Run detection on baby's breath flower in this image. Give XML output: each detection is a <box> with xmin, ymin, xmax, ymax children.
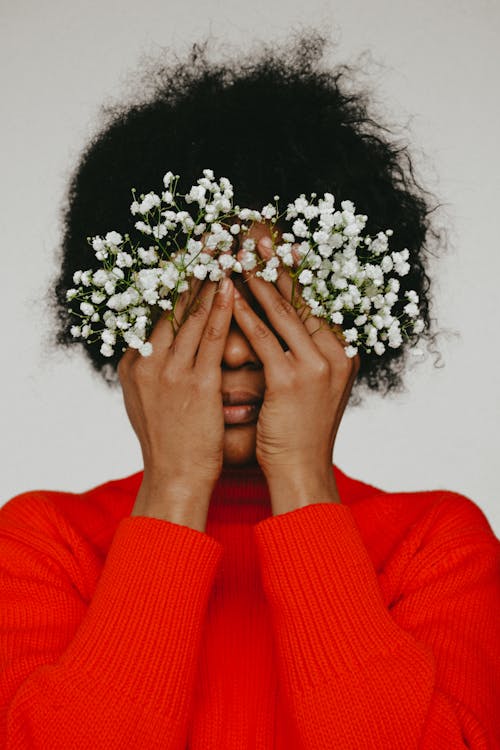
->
<box><xmin>70</xmin><ymin>170</ymin><xmax>424</xmax><ymax>359</ymax></box>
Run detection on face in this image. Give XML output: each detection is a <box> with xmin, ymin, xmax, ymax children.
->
<box><xmin>221</xmin><ymin>221</ymin><xmax>280</xmax><ymax>468</ymax></box>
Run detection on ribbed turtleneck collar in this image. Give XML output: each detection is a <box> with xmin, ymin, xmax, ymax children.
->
<box><xmin>204</xmin><ymin>463</ymin><xmax>351</xmax><ymax>525</ymax></box>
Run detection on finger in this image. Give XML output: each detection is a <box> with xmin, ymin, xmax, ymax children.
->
<box><xmin>146</xmin><ymin>274</ymin><xmax>206</xmax><ymax>356</ymax></box>
<box><xmin>195</xmin><ymin>277</ymin><xmax>235</xmax><ymax>372</ymax></box>
<box><xmin>147</xmin><ymin>231</ymin><xmax>219</xmax><ymax>354</ymax></box>
<box><xmin>236</xmin><ymin>247</ymin><xmax>319</xmax><ymax>362</ymax></box>
<box><xmin>231</xmin><ymin>284</ymin><xmax>289</xmax><ymax>378</ymax></box>
<box><xmin>169</xmin><ymin>278</ymin><xmax>228</xmax><ymax>368</ymax></box>
<box><xmin>255</xmin><ymin>236</ymin><xmax>352</xmax><ymax>359</ymax></box>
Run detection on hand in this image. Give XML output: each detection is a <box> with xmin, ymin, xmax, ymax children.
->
<box><xmin>232</xmin><ymin>236</ymin><xmax>360</xmax><ymax>506</ymax></box>
<box><xmin>118</xmin><ymin>274</ymin><xmax>234</xmax><ymax>529</ymax></box>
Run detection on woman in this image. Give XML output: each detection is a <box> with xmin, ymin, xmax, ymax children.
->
<box><xmin>1</xmin><ymin>33</ymin><xmax>499</xmax><ymax>748</ymax></box>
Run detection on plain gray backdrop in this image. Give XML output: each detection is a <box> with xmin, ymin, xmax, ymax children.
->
<box><xmin>1</xmin><ymin>0</ymin><xmax>499</xmax><ymax>536</ymax></box>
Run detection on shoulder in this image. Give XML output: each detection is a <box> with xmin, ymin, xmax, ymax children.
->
<box><xmin>0</xmin><ymin>471</ymin><xmax>144</xmax><ymax>554</ymax></box>
<box><xmin>335</xmin><ymin>465</ymin><xmax>499</xmax><ymax>568</ymax></box>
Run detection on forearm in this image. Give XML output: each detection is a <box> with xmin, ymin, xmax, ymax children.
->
<box><xmin>265</xmin><ymin>465</ymin><xmax>341</xmax><ymax>515</ymax></box>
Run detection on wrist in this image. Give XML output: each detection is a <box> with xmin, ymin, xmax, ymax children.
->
<box><xmin>132</xmin><ymin>473</ymin><xmax>214</xmax><ymax>531</ymax></box>
<box><xmin>265</xmin><ymin>465</ymin><xmax>340</xmax><ymax>515</ymax></box>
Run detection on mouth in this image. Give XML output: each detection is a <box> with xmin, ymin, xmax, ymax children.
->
<box><xmin>222</xmin><ymin>391</ymin><xmax>263</xmax><ymax>425</ymax></box>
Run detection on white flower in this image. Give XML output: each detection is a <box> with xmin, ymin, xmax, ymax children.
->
<box><xmin>257</xmin><ymin>266</ymin><xmax>278</xmax><ymax>282</ymax></box>
<box><xmin>340</xmin><ymin>200</ymin><xmax>355</xmax><ymax>213</ymax></box>
<box><xmin>69</xmin><ymin>171</ymin><xmax>418</xmax><ymax>361</ymax></box>
<box><xmin>343</xmin><ymin>328</ymin><xmax>358</xmax><ymax>343</ymax></box>
<box><xmin>187</xmin><ymin>185</ymin><xmax>207</xmax><ymax>206</ymax></box>
<box><xmin>135</xmin><ymin>221</ymin><xmax>152</xmax><ymax>235</ymax></box>
<box><xmin>100</xmin><ymin>343</ymin><xmax>114</xmax><ymax>357</ymax></box>
<box><xmin>143</xmin><ymin>289</ymin><xmax>159</xmax><ymax>305</ymax></box>
<box><xmin>395</xmin><ymin>260</ymin><xmax>410</xmax><ymax>276</ymax></box>
<box><xmin>261</xmin><ymin>204</ymin><xmax>276</xmax><ymax>219</ymax></box>
<box><xmin>242</xmin><ymin>238</ymin><xmax>256</xmax><ymax>251</ymax></box>
<box><xmin>294</xmin><ymin>196</ymin><xmax>309</xmax><ymax>214</ymax></box>
<box><xmin>381</xmin><ymin>255</ymin><xmax>393</xmax><ymax>273</ymax></box>
<box><xmin>105</xmin><ymin>231</ymin><xmax>123</xmax><ymax>246</ymax></box>
<box><xmin>92</xmin><ymin>237</ymin><xmax>106</xmax><ymax>253</ymax></box>
<box><xmin>292</xmin><ymin>219</ymin><xmax>308</xmax><ymax>238</ymax></box>
<box><xmin>298</xmin><ymin>269</ymin><xmax>313</xmax><ymax>285</ymax></box>
<box><xmin>138</xmin><ymin>246</ymin><xmax>158</xmax><ymax>265</ymax></box>
<box><xmin>193</xmin><ymin>264</ymin><xmax>208</xmax><ymax>280</ymax></box>
<box><xmin>304</xmin><ymin>204</ymin><xmax>319</xmax><ymax>219</ymax></box>
<box><xmin>137</xmin><ymin>268</ymin><xmax>160</xmax><ymax>291</ymax></box>
<box><xmin>405</xmin><ymin>289</ymin><xmax>419</xmax><ymax>304</ymax></box>
<box><xmin>116</xmin><ymin>251</ymin><xmax>133</xmax><ymax>268</ymax></box>
<box><xmin>240</xmin><ymin>251</ymin><xmax>257</xmax><ymax>271</ymax></box>
<box><xmin>344</xmin><ymin>345</ymin><xmax>358</xmax><ymax>358</ymax></box>
<box><xmin>158</xmin><ymin>298</ymin><xmax>173</xmax><ymax>311</ymax></box>
<box><xmin>102</xmin><ymin>329</ymin><xmax>116</xmax><ymax>345</ymax></box>
<box><xmin>413</xmin><ymin>318</ymin><xmax>425</xmax><ymax>334</ymax></box>
<box><xmin>139</xmin><ymin>342</ymin><xmax>153</xmax><ymax>357</ymax></box>
<box><xmin>387</xmin><ymin>277</ymin><xmax>400</xmax><ymax>293</ymax></box>
<box><xmin>123</xmin><ymin>330</ymin><xmax>143</xmax><ymax>349</ymax></box>
<box><xmin>139</xmin><ymin>192</ymin><xmax>161</xmax><ymax>213</ymax></box>
<box><xmin>330</xmin><ymin>311</ymin><xmax>344</xmax><ymax>324</ymax></box>
<box><xmin>81</xmin><ymin>270</ymin><xmax>92</xmax><ymax>287</ymax></box>
<box><xmin>404</xmin><ymin>301</ymin><xmax>419</xmax><ymax>318</ymax></box>
<box><xmin>80</xmin><ymin>302</ymin><xmax>94</xmax><ymax>316</ymax></box>
<box><xmin>163</xmin><ymin>170</ymin><xmax>174</xmax><ymax>187</ymax></box>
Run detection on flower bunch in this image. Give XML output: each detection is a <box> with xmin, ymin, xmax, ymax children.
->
<box><xmin>66</xmin><ymin>169</ymin><xmax>425</xmax><ymax>359</ymax></box>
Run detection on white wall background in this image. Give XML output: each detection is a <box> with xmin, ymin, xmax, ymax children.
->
<box><xmin>1</xmin><ymin>0</ymin><xmax>499</xmax><ymax>537</ymax></box>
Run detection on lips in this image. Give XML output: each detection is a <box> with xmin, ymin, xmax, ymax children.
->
<box><xmin>222</xmin><ymin>391</ymin><xmax>263</xmax><ymax>424</ymax></box>
<box><xmin>222</xmin><ymin>391</ymin><xmax>263</xmax><ymax>406</ymax></box>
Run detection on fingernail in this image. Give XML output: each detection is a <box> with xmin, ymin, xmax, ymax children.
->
<box><xmin>220</xmin><ymin>277</ymin><xmax>231</xmax><ymax>293</ymax></box>
<box><xmin>233</xmin><ymin>286</ymin><xmax>241</xmax><ymax>299</ymax></box>
<box><xmin>260</xmin><ymin>236</ymin><xmax>273</xmax><ymax>251</ymax></box>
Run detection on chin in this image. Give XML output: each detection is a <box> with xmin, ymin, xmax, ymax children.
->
<box><xmin>222</xmin><ymin>423</ymin><xmax>259</xmax><ymax>468</ymax></box>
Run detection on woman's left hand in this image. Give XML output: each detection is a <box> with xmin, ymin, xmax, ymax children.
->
<box><xmin>232</xmin><ymin>236</ymin><xmax>360</xmax><ymax>509</ymax></box>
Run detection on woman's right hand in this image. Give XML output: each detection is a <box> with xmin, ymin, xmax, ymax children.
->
<box><xmin>118</xmin><ymin>275</ymin><xmax>234</xmax><ymax>531</ymax></box>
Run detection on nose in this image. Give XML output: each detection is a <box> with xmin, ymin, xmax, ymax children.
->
<box><xmin>222</xmin><ymin>319</ymin><xmax>262</xmax><ymax>370</ymax></box>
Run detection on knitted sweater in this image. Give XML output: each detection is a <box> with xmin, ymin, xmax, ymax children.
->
<box><xmin>0</xmin><ymin>464</ymin><xmax>499</xmax><ymax>749</ymax></box>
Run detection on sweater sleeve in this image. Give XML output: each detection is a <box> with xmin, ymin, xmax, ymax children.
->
<box><xmin>252</xmin><ymin>495</ymin><xmax>500</xmax><ymax>750</ymax></box>
<box><xmin>0</xmin><ymin>495</ymin><xmax>223</xmax><ymax>749</ymax></box>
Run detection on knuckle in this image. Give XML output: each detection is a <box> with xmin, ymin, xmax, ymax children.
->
<box><xmin>189</xmin><ymin>295</ymin><xmax>210</xmax><ymax>320</ymax></box>
<box><xmin>203</xmin><ymin>322</ymin><xmax>224</xmax><ymax>342</ymax></box>
<box><xmin>215</xmin><ymin>289</ymin><xmax>233</xmax><ymax>312</ymax></box>
<box><xmin>161</xmin><ymin>361</ymin><xmax>182</xmax><ymax>387</ymax></box>
<box><xmin>314</xmin><ymin>357</ymin><xmax>331</xmax><ymax>379</ymax></box>
<box><xmin>253</xmin><ymin>320</ymin><xmax>271</xmax><ymax>340</ymax></box>
<box><xmin>272</xmin><ymin>294</ymin><xmax>294</xmax><ymax>318</ymax></box>
<box><xmin>130</xmin><ymin>356</ymin><xmax>152</xmax><ymax>383</ymax></box>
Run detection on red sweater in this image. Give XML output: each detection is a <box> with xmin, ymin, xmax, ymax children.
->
<box><xmin>0</xmin><ymin>464</ymin><xmax>499</xmax><ymax>749</ymax></box>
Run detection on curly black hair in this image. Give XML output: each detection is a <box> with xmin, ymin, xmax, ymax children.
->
<box><xmin>50</xmin><ymin>30</ymin><xmax>447</xmax><ymax>406</ymax></box>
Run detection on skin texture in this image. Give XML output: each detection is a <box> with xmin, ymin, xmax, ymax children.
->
<box><xmin>121</xmin><ymin>222</ymin><xmax>360</xmax><ymax>528</ymax></box>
